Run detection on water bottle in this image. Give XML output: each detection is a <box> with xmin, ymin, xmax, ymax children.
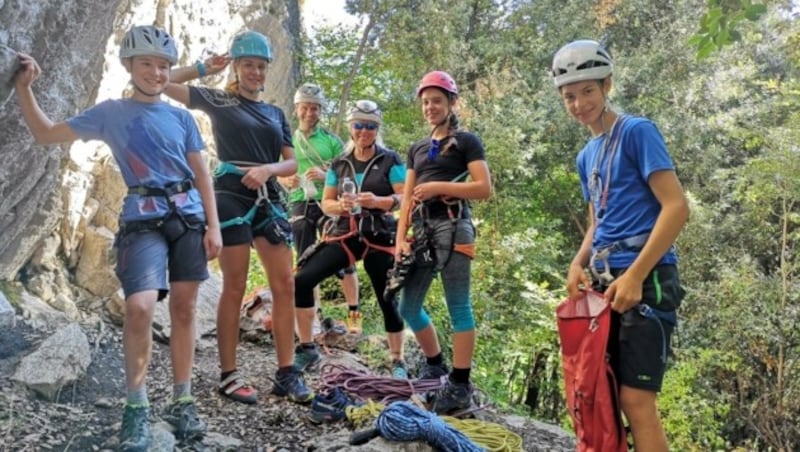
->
<box><xmin>341</xmin><ymin>177</ymin><xmax>361</xmax><ymax>215</ymax></box>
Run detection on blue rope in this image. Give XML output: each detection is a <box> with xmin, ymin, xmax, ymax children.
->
<box><xmin>375</xmin><ymin>401</ymin><xmax>485</xmax><ymax>452</ymax></box>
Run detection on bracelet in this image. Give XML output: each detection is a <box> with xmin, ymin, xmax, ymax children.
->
<box><xmin>195</xmin><ymin>60</ymin><xmax>207</xmax><ymax>77</ymax></box>
<box><xmin>390</xmin><ymin>194</ymin><xmax>401</xmax><ymax>211</ymax></box>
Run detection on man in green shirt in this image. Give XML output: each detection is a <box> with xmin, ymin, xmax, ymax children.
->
<box><xmin>280</xmin><ymin>84</ymin><xmax>361</xmax><ymax>340</ymax></box>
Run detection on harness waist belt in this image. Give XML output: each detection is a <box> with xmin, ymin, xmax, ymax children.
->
<box><xmin>595</xmin><ymin>232</ymin><xmax>650</xmax><ymax>254</ymax></box>
<box><xmin>419</xmin><ymin>200</ymin><xmax>468</xmax><ymax>219</ymax></box>
<box><xmin>128</xmin><ymin>179</ymin><xmax>194</xmax><ymax>197</ymax></box>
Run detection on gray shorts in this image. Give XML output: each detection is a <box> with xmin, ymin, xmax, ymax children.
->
<box><xmin>115</xmin><ymin>216</ymin><xmax>209</xmax><ymax>301</ymax></box>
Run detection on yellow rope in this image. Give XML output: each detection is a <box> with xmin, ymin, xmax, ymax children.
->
<box><xmin>345</xmin><ymin>401</ymin><xmax>523</xmax><ymax>451</ymax></box>
<box><xmin>345</xmin><ymin>400</ymin><xmax>385</xmax><ymax>429</ymax></box>
<box><xmin>442</xmin><ymin>416</ymin><xmax>524</xmax><ymax>452</ymax></box>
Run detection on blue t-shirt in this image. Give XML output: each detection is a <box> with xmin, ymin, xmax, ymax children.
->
<box><xmin>67</xmin><ymin>99</ymin><xmax>205</xmax><ymax>222</ymax></box>
<box><xmin>576</xmin><ymin>116</ymin><xmax>677</xmax><ymax>269</ymax></box>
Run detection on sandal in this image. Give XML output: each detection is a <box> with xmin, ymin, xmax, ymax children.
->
<box><xmin>218</xmin><ymin>371</ymin><xmax>258</xmax><ymax>404</ymax></box>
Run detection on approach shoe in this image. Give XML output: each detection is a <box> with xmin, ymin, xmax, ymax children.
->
<box><xmin>391</xmin><ymin>360</ymin><xmax>409</xmax><ymax>379</ymax></box>
<box><xmin>418</xmin><ymin>362</ymin><xmax>449</xmax><ymax>380</ymax></box>
<box><xmin>294</xmin><ymin>344</ymin><xmax>322</xmax><ymax>372</ymax></box>
<box><xmin>432</xmin><ymin>378</ymin><xmax>474</xmax><ymax>415</ymax></box>
<box><xmin>272</xmin><ymin>368</ymin><xmax>314</xmax><ymax>404</ymax></box>
<box><xmin>346</xmin><ymin>311</ymin><xmax>363</xmax><ymax>335</ymax></box>
<box><xmin>119</xmin><ymin>404</ymin><xmax>150</xmax><ymax>452</ymax></box>
<box><xmin>218</xmin><ymin>371</ymin><xmax>258</xmax><ymax>404</ymax></box>
<box><xmin>308</xmin><ymin>387</ymin><xmax>359</xmax><ymax>424</ymax></box>
<box><xmin>162</xmin><ymin>397</ymin><xmax>207</xmax><ymax>440</ymax></box>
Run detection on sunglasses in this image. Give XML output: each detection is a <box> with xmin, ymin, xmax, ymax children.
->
<box><xmin>352</xmin><ymin>122</ymin><xmax>379</xmax><ymax>131</ymax></box>
<box><xmin>427</xmin><ymin>138</ymin><xmax>441</xmax><ymax>161</ymax></box>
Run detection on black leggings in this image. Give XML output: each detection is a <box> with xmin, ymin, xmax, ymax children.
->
<box><xmin>294</xmin><ymin>237</ymin><xmax>404</xmax><ymax>333</ymax></box>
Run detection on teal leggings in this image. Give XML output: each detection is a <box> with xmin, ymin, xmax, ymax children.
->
<box><xmin>398</xmin><ymin>218</ymin><xmax>475</xmax><ymax>333</ymax></box>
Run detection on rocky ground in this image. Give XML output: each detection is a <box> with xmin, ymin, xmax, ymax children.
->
<box><xmin>0</xmin><ymin>306</ymin><xmax>575</xmax><ymax>452</ymax></box>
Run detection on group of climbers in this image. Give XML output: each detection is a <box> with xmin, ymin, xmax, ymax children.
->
<box><xmin>12</xmin><ymin>19</ymin><xmax>687</xmax><ymax>452</ymax></box>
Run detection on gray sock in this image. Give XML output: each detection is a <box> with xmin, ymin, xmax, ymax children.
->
<box><xmin>126</xmin><ymin>385</ymin><xmax>148</xmax><ymax>407</ymax></box>
<box><xmin>173</xmin><ymin>381</ymin><xmax>192</xmax><ymax>402</ymax></box>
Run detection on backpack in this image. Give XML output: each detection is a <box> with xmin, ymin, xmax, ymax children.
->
<box><xmin>556</xmin><ymin>290</ymin><xmax>627</xmax><ymax>452</ymax></box>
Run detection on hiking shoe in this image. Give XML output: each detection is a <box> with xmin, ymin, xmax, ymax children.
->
<box><xmin>432</xmin><ymin>378</ymin><xmax>473</xmax><ymax>414</ymax></box>
<box><xmin>391</xmin><ymin>360</ymin><xmax>409</xmax><ymax>379</ymax></box>
<box><xmin>346</xmin><ymin>311</ymin><xmax>363</xmax><ymax>335</ymax></box>
<box><xmin>218</xmin><ymin>371</ymin><xmax>258</xmax><ymax>404</ymax></box>
<box><xmin>119</xmin><ymin>404</ymin><xmax>150</xmax><ymax>452</ymax></box>
<box><xmin>418</xmin><ymin>362</ymin><xmax>449</xmax><ymax>380</ymax></box>
<box><xmin>308</xmin><ymin>387</ymin><xmax>359</xmax><ymax>424</ymax></box>
<box><xmin>294</xmin><ymin>344</ymin><xmax>322</xmax><ymax>372</ymax></box>
<box><xmin>272</xmin><ymin>368</ymin><xmax>314</xmax><ymax>404</ymax></box>
<box><xmin>162</xmin><ymin>398</ymin><xmax>207</xmax><ymax>440</ymax></box>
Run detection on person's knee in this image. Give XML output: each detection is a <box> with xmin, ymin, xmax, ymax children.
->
<box><xmin>399</xmin><ymin>303</ymin><xmax>429</xmax><ymax>332</ymax></box>
<box><xmin>449</xmin><ymin>303</ymin><xmax>475</xmax><ymax>332</ymax></box>
<box><xmin>169</xmin><ymin>300</ymin><xmax>196</xmax><ymax>325</ymax></box>
<box><xmin>125</xmin><ymin>298</ymin><xmax>154</xmax><ymax>328</ymax></box>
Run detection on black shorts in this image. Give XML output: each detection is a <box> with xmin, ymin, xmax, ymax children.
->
<box><xmin>218</xmin><ymin>191</ymin><xmax>292</xmax><ymax>247</ymax></box>
<box><xmin>602</xmin><ymin>264</ymin><xmax>685</xmax><ymax>392</ymax></box>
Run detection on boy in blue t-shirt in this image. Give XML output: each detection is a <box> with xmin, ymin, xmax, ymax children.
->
<box><xmin>13</xmin><ymin>25</ymin><xmax>221</xmax><ymax>451</ymax></box>
<box><xmin>552</xmin><ymin>40</ymin><xmax>690</xmax><ymax>451</ymax></box>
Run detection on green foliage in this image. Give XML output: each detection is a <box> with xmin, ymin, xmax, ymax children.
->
<box><xmin>690</xmin><ymin>0</ymin><xmax>767</xmax><ymax>59</ymax></box>
<box><xmin>297</xmin><ymin>0</ymin><xmax>800</xmax><ymax>447</ymax></box>
<box><xmin>660</xmin><ymin>348</ymin><xmax>738</xmax><ymax>451</ymax></box>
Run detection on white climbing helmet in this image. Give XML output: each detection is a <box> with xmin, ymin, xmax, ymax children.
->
<box><xmin>119</xmin><ymin>25</ymin><xmax>178</xmax><ymax>65</ymax></box>
<box><xmin>551</xmin><ymin>40</ymin><xmax>612</xmax><ymax>88</ymax></box>
<box><xmin>294</xmin><ymin>83</ymin><xmax>326</xmax><ymax>107</ymax></box>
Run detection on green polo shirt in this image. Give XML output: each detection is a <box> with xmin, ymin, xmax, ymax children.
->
<box><xmin>290</xmin><ymin>125</ymin><xmax>344</xmax><ymax>203</ymax></box>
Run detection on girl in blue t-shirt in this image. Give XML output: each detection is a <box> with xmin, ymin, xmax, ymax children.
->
<box><xmin>13</xmin><ymin>25</ymin><xmax>221</xmax><ymax>450</ymax></box>
<box><xmin>553</xmin><ymin>40</ymin><xmax>690</xmax><ymax>452</ymax></box>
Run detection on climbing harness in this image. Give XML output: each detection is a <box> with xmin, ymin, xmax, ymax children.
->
<box><xmin>589</xmin><ymin>233</ymin><xmax>651</xmax><ymax>284</ymax></box>
<box><xmin>118</xmin><ymin>178</ymin><xmax>204</xmax><ymax>240</ymax></box>
<box><xmin>214</xmin><ymin>160</ymin><xmax>291</xmax><ymax>242</ymax></box>
<box><xmin>295</xmin><ymin>151</ymin><xmax>398</xmax><ymax>269</ymax></box>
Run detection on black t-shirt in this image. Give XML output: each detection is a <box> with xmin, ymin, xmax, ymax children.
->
<box><xmin>406</xmin><ymin>131</ymin><xmax>485</xmax><ymax>184</ymax></box>
<box><xmin>189</xmin><ymin>87</ymin><xmax>293</xmax><ymax>202</ymax></box>
<box><xmin>188</xmin><ymin>86</ymin><xmax>292</xmax><ymax>164</ymax></box>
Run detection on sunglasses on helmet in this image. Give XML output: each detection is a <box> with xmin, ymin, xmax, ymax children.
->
<box><xmin>352</xmin><ymin>122</ymin><xmax>379</xmax><ymax>131</ymax></box>
<box><xmin>351</xmin><ymin>100</ymin><xmax>381</xmax><ymax>115</ymax></box>
<box><xmin>299</xmin><ymin>84</ymin><xmax>322</xmax><ymax>96</ymax></box>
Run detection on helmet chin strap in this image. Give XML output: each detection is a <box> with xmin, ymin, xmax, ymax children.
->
<box><xmin>131</xmin><ymin>81</ymin><xmax>163</xmax><ymax>98</ymax></box>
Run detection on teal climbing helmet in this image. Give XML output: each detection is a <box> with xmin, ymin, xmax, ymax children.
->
<box><xmin>230</xmin><ymin>30</ymin><xmax>273</xmax><ymax>62</ymax></box>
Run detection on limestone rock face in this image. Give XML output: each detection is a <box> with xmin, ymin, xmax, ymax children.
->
<box><xmin>0</xmin><ymin>0</ymin><xmax>301</xmax><ymax>284</ymax></box>
<box><xmin>0</xmin><ymin>0</ymin><xmax>122</xmax><ymax>280</ymax></box>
